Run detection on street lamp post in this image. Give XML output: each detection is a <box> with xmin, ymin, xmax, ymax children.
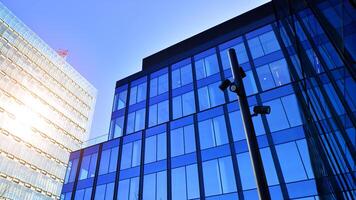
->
<box><xmin>219</xmin><ymin>48</ymin><xmax>271</xmax><ymax>200</ymax></box>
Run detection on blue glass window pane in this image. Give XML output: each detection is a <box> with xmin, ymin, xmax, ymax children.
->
<box><xmin>172</xmin><ymin>167</ymin><xmax>187</xmax><ymax>200</ymax></box>
<box><xmin>117</xmin><ymin>179</ymin><xmax>129</xmax><ymax>200</ymax></box>
<box><xmin>126</xmin><ymin>112</ymin><xmax>135</xmax><ymax>134</ymax></box>
<box><xmin>202</xmin><ymin>159</ymin><xmax>222</xmax><ymax>196</ymax></box>
<box><xmin>157</xmin><ymin>171</ymin><xmax>167</xmax><ymax>200</ymax></box>
<box><xmin>182</xmin><ymin>91</ymin><xmax>196</xmax><ymax>116</ymax></box>
<box><xmin>205</xmin><ymin>54</ymin><xmax>219</xmax><ymax>77</ymax></box>
<box><xmin>145</xmin><ymin>136</ymin><xmax>156</xmax><ymax>164</ymax></box>
<box><xmin>89</xmin><ymin>154</ymin><xmax>97</xmax><ymax>178</ymax></box>
<box><xmin>149</xmin><ymin>104</ymin><xmax>158</xmax><ymax>127</ymax></box>
<box><xmin>199</xmin><ymin>119</ymin><xmax>215</xmax><ymax>149</ymax></box>
<box><xmin>137</xmin><ymin>82</ymin><xmax>147</xmax><ymax>103</ymax></box>
<box><xmin>259</xmin><ymin>31</ymin><xmax>280</xmax><ymax>54</ymax></box>
<box><xmin>296</xmin><ymin>140</ymin><xmax>315</xmax><ymax>179</ymax></box>
<box><xmin>181</xmin><ymin>64</ymin><xmax>192</xmax><ymax>86</ymax></box>
<box><xmin>276</xmin><ymin>141</ymin><xmax>308</xmax><ymax>183</ymax></box>
<box><xmin>135</xmin><ymin>108</ymin><xmax>146</xmax><ymax>131</ymax></box>
<box><xmin>195</xmin><ymin>54</ymin><xmax>219</xmax><ymax>80</ymax></box>
<box><xmin>110</xmin><ymin>116</ymin><xmax>124</xmax><ymax>138</ymax></box>
<box><xmin>65</xmin><ymin>158</ymin><xmax>78</xmax><ymax>183</ymax></box>
<box><xmin>198</xmin><ymin>86</ymin><xmax>210</xmax><ymax>110</ymax></box>
<box><xmin>105</xmin><ymin>183</ymin><xmax>114</xmax><ymax>200</ymax></box>
<box><xmin>229</xmin><ymin>111</ymin><xmax>244</xmax><ymax>141</ymax></box>
<box><xmin>143</xmin><ymin>173</ymin><xmax>155</xmax><ymax>200</ymax></box>
<box><xmin>236</xmin><ymin>152</ymin><xmax>256</xmax><ymax>190</ymax></box>
<box><xmin>171</xmin><ymin>127</ymin><xmax>184</xmax><ymax>157</ymax></box>
<box><xmin>129</xmin><ymin>86</ymin><xmax>137</xmax><ymax>105</ymax></box>
<box><xmin>150</xmin><ymin>78</ymin><xmax>158</xmax><ymax>97</ymax></box>
<box><xmin>157</xmin><ymin>100</ymin><xmax>169</xmax><ymax>124</ymax></box>
<box><xmin>195</xmin><ymin>59</ymin><xmax>206</xmax><ymax>80</ymax></box>
<box><xmin>99</xmin><ymin>149</ymin><xmax>110</xmax><ymax>175</ymax></box>
<box><xmin>260</xmin><ymin>148</ymin><xmax>279</xmax><ymax>186</ymax></box>
<box><xmin>219</xmin><ymin>156</ymin><xmax>237</xmax><ymax>193</ymax></box>
<box><xmin>75</xmin><ymin>189</ymin><xmax>84</xmax><ymax>200</ymax></box>
<box><xmin>132</xmin><ymin>141</ymin><xmax>141</xmax><ymax>167</ymax></box>
<box><xmin>265</xmin><ymin>98</ymin><xmax>290</xmax><ymax>132</ymax></box>
<box><xmin>157</xmin><ymin>133</ymin><xmax>167</xmax><ymax>161</ymax></box>
<box><xmin>244</xmin><ymin>70</ymin><xmax>258</xmax><ymax>96</ymax></box>
<box><xmin>248</xmin><ymin>37</ymin><xmax>264</xmax><ymax>59</ymax></box>
<box><xmin>186</xmin><ymin>164</ymin><xmax>200</xmax><ymax>199</ymax></box>
<box><xmin>94</xmin><ymin>185</ymin><xmax>105</xmax><ymax>200</ymax></box>
<box><xmin>129</xmin><ymin>177</ymin><xmax>140</xmax><ymax>200</ymax></box>
<box><xmin>121</xmin><ymin>143</ymin><xmax>133</xmax><ymax>169</ymax></box>
<box><xmin>184</xmin><ymin>125</ymin><xmax>196</xmax><ymax>154</ymax></box>
<box><xmin>158</xmin><ymin>73</ymin><xmax>168</xmax><ymax>95</ymax></box>
<box><xmin>172</xmin><ymin>69</ymin><xmax>181</xmax><ymax>89</ymax></box>
<box><xmin>213</xmin><ymin>115</ymin><xmax>228</xmax><ymax>146</ymax></box>
<box><xmin>84</xmin><ymin>188</ymin><xmax>92</xmax><ymax>200</ymax></box>
<box><xmin>269</xmin><ymin>59</ymin><xmax>291</xmax><ymax>87</ymax></box>
<box><xmin>172</xmin><ymin>96</ymin><xmax>182</xmax><ymax>119</ymax></box>
<box><xmin>79</xmin><ymin>155</ymin><xmax>90</xmax><ymax>180</ymax></box>
<box><xmin>113</xmin><ymin>90</ymin><xmax>127</xmax><ymax>111</ymax></box>
<box><xmin>281</xmin><ymin>94</ymin><xmax>302</xmax><ymax>127</ymax></box>
<box><xmin>109</xmin><ymin>147</ymin><xmax>119</xmax><ymax>173</ymax></box>
<box><xmin>209</xmin><ymin>82</ymin><xmax>225</xmax><ymax>108</ymax></box>
<box><xmin>257</xmin><ymin>64</ymin><xmax>275</xmax><ymax>91</ymax></box>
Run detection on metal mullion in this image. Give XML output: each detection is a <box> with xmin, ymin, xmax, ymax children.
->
<box><xmin>191</xmin><ymin>56</ymin><xmax>205</xmax><ymax>200</ymax></box>
<box><xmin>242</xmin><ymin>34</ymin><xmax>290</xmax><ymax>199</ymax></box>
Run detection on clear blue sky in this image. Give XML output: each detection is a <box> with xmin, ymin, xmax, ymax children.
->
<box><xmin>2</xmin><ymin>0</ymin><xmax>269</xmax><ymax>139</ymax></box>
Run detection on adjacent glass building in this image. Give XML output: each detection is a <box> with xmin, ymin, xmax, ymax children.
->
<box><xmin>61</xmin><ymin>0</ymin><xmax>355</xmax><ymax>199</ymax></box>
<box><xmin>0</xmin><ymin>3</ymin><xmax>97</xmax><ymax>200</ymax></box>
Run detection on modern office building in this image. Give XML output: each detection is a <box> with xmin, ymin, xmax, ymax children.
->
<box><xmin>61</xmin><ymin>0</ymin><xmax>355</xmax><ymax>199</ymax></box>
<box><xmin>0</xmin><ymin>3</ymin><xmax>97</xmax><ymax>200</ymax></box>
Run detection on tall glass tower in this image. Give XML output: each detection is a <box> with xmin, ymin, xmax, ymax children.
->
<box><xmin>62</xmin><ymin>0</ymin><xmax>355</xmax><ymax>199</ymax></box>
<box><xmin>0</xmin><ymin>3</ymin><xmax>97</xmax><ymax>200</ymax></box>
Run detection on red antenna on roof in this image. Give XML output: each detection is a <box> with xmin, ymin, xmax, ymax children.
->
<box><xmin>57</xmin><ymin>49</ymin><xmax>69</xmax><ymax>60</ymax></box>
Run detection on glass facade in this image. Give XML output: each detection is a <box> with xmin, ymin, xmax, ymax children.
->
<box><xmin>0</xmin><ymin>2</ymin><xmax>97</xmax><ymax>200</ymax></box>
<box><xmin>63</xmin><ymin>0</ymin><xmax>355</xmax><ymax>199</ymax></box>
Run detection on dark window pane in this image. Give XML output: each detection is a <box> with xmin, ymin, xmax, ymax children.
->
<box><xmin>172</xmin><ymin>69</ymin><xmax>181</xmax><ymax>89</ymax></box>
<box><xmin>281</xmin><ymin>94</ymin><xmax>302</xmax><ymax>127</ymax></box>
<box><xmin>121</xmin><ymin>143</ymin><xmax>133</xmax><ymax>170</ymax></box>
<box><xmin>110</xmin><ymin>116</ymin><xmax>124</xmax><ymax>138</ymax></box>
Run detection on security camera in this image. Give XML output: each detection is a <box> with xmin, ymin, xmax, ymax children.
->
<box><xmin>253</xmin><ymin>106</ymin><xmax>271</xmax><ymax>116</ymax></box>
<box><xmin>219</xmin><ymin>79</ymin><xmax>232</xmax><ymax>91</ymax></box>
